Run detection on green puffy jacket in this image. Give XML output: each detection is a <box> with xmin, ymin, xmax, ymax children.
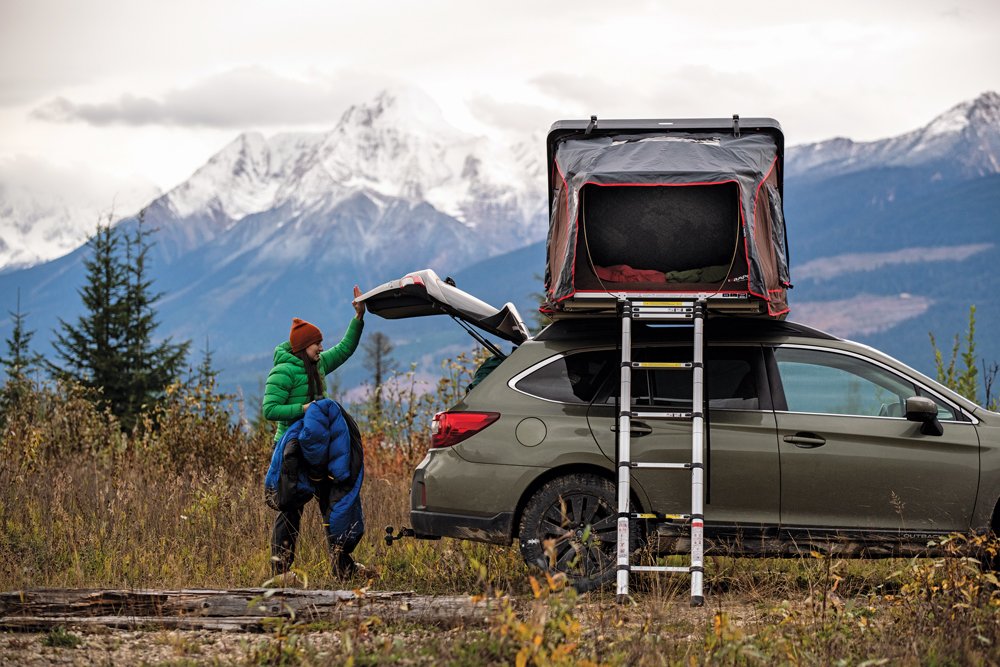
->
<box><xmin>263</xmin><ymin>318</ymin><xmax>364</xmax><ymax>443</ymax></box>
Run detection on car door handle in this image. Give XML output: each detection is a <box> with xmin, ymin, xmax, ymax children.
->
<box><xmin>611</xmin><ymin>421</ymin><xmax>653</xmax><ymax>437</ymax></box>
<box><xmin>783</xmin><ymin>433</ymin><xmax>826</xmax><ymax>448</ymax></box>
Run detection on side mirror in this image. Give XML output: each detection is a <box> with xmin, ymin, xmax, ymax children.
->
<box><xmin>905</xmin><ymin>396</ymin><xmax>944</xmax><ymax>436</ymax></box>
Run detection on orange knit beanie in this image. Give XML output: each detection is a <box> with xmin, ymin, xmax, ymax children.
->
<box><xmin>289</xmin><ymin>318</ymin><xmax>323</xmax><ymax>353</ymax></box>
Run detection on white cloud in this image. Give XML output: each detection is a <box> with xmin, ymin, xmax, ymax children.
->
<box><xmin>529</xmin><ymin>68</ymin><xmax>778</xmax><ymax>120</ymax></box>
<box><xmin>30</xmin><ymin>67</ymin><xmax>389</xmax><ymax>128</ymax></box>
<box><xmin>0</xmin><ymin>154</ymin><xmax>154</xmax><ymax>205</ymax></box>
<box><xmin>2</xmin><ymin>0</ymin><xmax>999</xmax><ymax>191</ymax></box>
<box><xmin>466</xmin><ymin>96</ymin><xmax>560</xmax><ymax>135</ymax></box>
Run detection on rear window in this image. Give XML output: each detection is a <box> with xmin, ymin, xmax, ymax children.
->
<box><xmin>514</xmin><ymin>351</ymin><xmax>615</xmax><ymax>404</ymax></box>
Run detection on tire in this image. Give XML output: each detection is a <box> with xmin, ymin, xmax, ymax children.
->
<box><xmin>518</xmin><ymin>474</ymin><xmax>635</xmax><ymax>593</ymax></box>
<box><xmin>979</xmin><ymin>529</ymin><xmax>1000</xmax><ymax>572</ymax></box>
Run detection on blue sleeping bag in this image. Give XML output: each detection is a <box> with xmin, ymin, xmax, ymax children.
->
<box><xmin>264</xmin><ymin>399</ymin><xmax>365</xmax><ymax>549</ymax></box>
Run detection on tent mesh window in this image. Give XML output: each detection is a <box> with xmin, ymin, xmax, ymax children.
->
<box><xmin>574</xmin><ymin>182</ymin><xmax>747</xmax><ymax>292</ymax></box>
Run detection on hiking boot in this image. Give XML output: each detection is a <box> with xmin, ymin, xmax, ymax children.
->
<box><xmin>261</xmin><ymin>571</ymin><xmax>301</xmax><ymax>588</ymax></box>
<box><xmin>333</xmin><ymin>552</ymin><xmax>366</xmax><ymax>578</ymax></box>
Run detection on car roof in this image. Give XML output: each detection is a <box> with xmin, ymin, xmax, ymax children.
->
<box><xmin>534</xmin><ymin>317</ymin><xmax>838</xmax><ymax>344</ymax></box>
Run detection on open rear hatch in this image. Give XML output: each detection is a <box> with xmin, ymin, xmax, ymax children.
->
<box><xmin>356</xmin><ymin>269</ymin><xmax>530</xmax><ymax>354</ymax></box>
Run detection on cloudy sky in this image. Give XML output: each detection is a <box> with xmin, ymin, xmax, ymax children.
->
<box><xmin>1</xmin><ymin>0</ymin><xmax>999</xmax><ymax>199</ymax></box>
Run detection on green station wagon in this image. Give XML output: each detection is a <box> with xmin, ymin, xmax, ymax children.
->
<box><xmin>360</xmin><ymin>269</ymin><xmax>1000</xmax><ymax>591</ymax></box>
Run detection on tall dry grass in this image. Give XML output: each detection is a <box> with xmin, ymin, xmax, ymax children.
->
<box><xmin>0</xmin><ymin>353</ymin><xmax>527</xmax><ymax>593</ymax></box>
<box><xmin>2</xmin><ymin>359</ymin><xmax>999</xmax><ymax>665</ymax></box>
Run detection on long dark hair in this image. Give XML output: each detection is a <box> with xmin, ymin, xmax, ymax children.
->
<box><xmin>295</xmin><ymin>350</ymin><xmax>324</xmax><ymax>402</ymax></box>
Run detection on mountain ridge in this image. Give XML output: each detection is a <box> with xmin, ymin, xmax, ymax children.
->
<box><xmin>2</xmin><ymin>90</ymin><xmax>999</xmax><ymax>396</ymax></box>
<box><xmin>786</xmin><ymin>91</ymin><xmax>1000</xmax><ymax>181</ymax></box>
<box><xmin>156</xmin><ymin>88</ymin><xmax>546</xmax><ymax>264</ymax></box>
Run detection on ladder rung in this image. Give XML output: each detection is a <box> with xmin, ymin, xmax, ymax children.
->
<box><xmin>631</xmin><ymin>362</ymin><xmax>692</xmax><ymax>370</ymax></box>
<box><xmin>632</xmin><ymin>512</ymin><xmax>691</xmax><ymax>521</ymax></box>
<box><xmin>632</xmin><ymin>305</ymin><xmax>693</xmax><ymax>312</ymax></box>
<box><xmin>630</xmin><ymin>300</ymin><xmax>697</xmax><ymax>307</ymax></box>
<box><xmin>632</xmin><ymin>312</ymin><xmax>694</xmax><ymax>321</ymax></box>
<box><xmin>631</xmin><ymin>410</ymin><xmax>692</xmax><ymax>420</ymax></box>
<box><xmin>631</xmin><ymin>565</ymin><xmax>691</xmax><ymax>573</ymax></box>
<box><xmin>631</xmin><ymin>462</ymin><xmax>690</xmax><ymax>470</ymax></box>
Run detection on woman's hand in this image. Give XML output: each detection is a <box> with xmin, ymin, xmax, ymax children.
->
<box><xmin>302</xmin><ymin>401</ymin><xmax>313</xmax><ymax>414</ymax></box>
<box><xmin>353</xmin><ymin>285</ymin><xmax>366</xmax><ymax>320</ymax></box>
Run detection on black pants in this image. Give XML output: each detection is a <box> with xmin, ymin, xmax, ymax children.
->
<box><xmin>270</xmin><ymin>477</ymin><xmax>356</xmax><ymax>575</ymax></box>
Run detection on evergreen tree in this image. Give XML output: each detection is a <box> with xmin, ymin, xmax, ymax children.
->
<box><xmin>49</xmin><ymin>214</ymin><xmax>189</xmax><ymax>429</ymax></box>
<box><xmin>928</xmin><ymin>304</ymin><xmax>1000</xmax><ymax>409</ymax></box>
<box><xmin>49</xmin><ymin>221</ymin><xmax>129</xmax><ymax>411</ymax></box>
<box><xmin>188</xmin><ymin>336</ymin><xmax>228</xmax><ymax>416</ymax></box>
<box><xmin>119</xmin><ymin>216</ymin><xmax>189</xmax><ymax>421</ymax></box>
<box><xmin>929</xmin><ymin>305</ymin><xmax>980</xmax><ymax>403</ymax></box>
<box><xmin>1</xmin><ymin>289</ymin><xmax>43</xmax><ymax>424</ymax></box>
<box><xmin>2</xmin><ymin>289</ymin><xmax>42</xmax><ymax>383</ymax></box>
<box><xmin>193</xmin><ymin>336</ymin><xmax>220</xmax><ymax>391</ymax></box>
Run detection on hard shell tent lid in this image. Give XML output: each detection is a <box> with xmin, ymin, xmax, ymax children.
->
<box><xmin>356</xmin><ymin>269</ymin><xmax>530</xmax><ymax>345</ymax></box>
<box><xmin>545</xmin><ymin>117</ymin><xmax>791</xmax><ymax>317</ymax></box>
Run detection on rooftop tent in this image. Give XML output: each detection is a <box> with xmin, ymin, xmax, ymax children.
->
<box><xmin>544</xmin><ymin>118</ymin><xmax>791</xmax><ymax>317</ymax></box>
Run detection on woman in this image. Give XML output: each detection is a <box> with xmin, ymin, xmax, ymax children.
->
<box><xmin>262</xmin><ymin>287</ymin><xmax>366</xmax><ymax>584</ymax></box>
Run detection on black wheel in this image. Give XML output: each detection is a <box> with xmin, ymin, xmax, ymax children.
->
<box><xmin>979</xmin><ymin>529</ymin><xmax>1000</xmax><ymax>572</ymax></box>
<box><xmin>518</xmin><ymin>474</ymin><xmax>634</xmax><ymax>593</ymax></box>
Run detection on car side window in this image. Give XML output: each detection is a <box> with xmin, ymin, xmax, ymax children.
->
<box><xmin>917</xmin><ymin>389</ymin><xmax>959</xmax><ymax>420</ymax></box>
<box><xmin>628</xmin><ymin>347</ymin><xmax>761</xmax><ymax>410</ymax></box>
<box><xmin>774</xmin><ymin>347</ymin><xmax>956</xmax><ymax>419</ymax></box>
<box><xmin>514</xmin><ymin>350</ymin><xmax>615</xmax><ymax>404</ymax></box>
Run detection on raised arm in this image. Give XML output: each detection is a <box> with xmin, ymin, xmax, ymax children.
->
<box><xmin>319</xmin><ymin>286</ymin><xmax>366</xmax><ymax>375</ymax></box>
<box><xmin>319</xmin><ymin>317</ymin><xmax>364</xmax><ymax>375</ymax></box>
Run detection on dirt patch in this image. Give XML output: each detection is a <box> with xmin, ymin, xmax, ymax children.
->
<box><xmin>0</xmin><ymin>591</ymin><xmax>772</xmax><ymax>665</ymax></box>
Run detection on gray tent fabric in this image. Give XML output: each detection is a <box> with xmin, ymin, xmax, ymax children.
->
<box><xmin>544</xmin><ymin>132</ymin><xmax>791</xmax><ymax>316</ymax></box>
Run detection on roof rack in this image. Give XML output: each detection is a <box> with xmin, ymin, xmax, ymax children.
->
<box><xmin>548</xmin><ymin>291</ymin><xmax>770</xmax><ymax>319</ymax></box>
<box><xmin>536</xmin><ymin>316</ymin><xmax>838</xmax><ymax>342</ymax></box>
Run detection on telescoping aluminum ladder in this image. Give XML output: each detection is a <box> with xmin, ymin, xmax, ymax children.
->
<box><xmin>616</xmin><ymin>298</ymin><xmax>706</xmax><ymax>606</ymax></box>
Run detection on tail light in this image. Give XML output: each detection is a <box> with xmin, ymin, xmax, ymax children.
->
<box><xmin>431</xmin><ymin>411</ymin><xmax>500</xmax><ymax>448</ymax></box>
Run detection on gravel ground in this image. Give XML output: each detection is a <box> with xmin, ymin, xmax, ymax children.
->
<box><xmin>0</xmin><ymin>594</ymin><xmax>764</xmax><ymax>666</ymax></box>
<box><xmin>0</xmin><ymin>625</ymin><xmax>463</xmax><ymax>666</ymax></box>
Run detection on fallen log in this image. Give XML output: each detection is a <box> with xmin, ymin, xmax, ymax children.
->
<box><xmin>0</xmin><ymin>588</ymin><xmax>500</xmax><ymax>632</ymax></box>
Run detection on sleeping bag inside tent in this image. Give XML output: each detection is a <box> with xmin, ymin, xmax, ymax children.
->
<box><xmin>544</xmin><ymin>120</ymin><xmax>791</xmax><ymax>317</ymax></box>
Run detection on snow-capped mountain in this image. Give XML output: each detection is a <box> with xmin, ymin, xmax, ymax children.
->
<box><xmin>0</xmin><ymin>88</ymin><xmax>546</xmax><ymax>274</ymax></box>
<box><xmin>0</xmin><ymin>158</ymin><xmax>159</xmax><ymax>271</ymax></box>
<box><xmin>154</xmin><ymin>89</ymin><xmax>546</xmax><ymax>267</ymax></box>
<box><xmin>3</xmin><ymin>90</ymin><xmax>999</xmax><ymax>395</ymax></box>
<box><xmin>786</xmin><ymin>91</ymin><xmax>1000</xmax><ymax>181</ymax></box>
<box><xmin>0</xmin><ymin>191</ymin><xmax>96</xmax><ymax>271</ymax></box>
<box><xmin>0</xmin><ymin>88</ymin><xmax>553</xmax><ymax>392</ymax></box>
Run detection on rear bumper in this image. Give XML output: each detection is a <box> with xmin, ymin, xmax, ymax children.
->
<box><xmin>411</xmin><ymin>509</ymin><xmax>514</xmax><ymax>545</ymax></box>
<box><xmin>410</xmin><ymin>447</ymin><xmax>524</xmax><ymax>544</ymax></box>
